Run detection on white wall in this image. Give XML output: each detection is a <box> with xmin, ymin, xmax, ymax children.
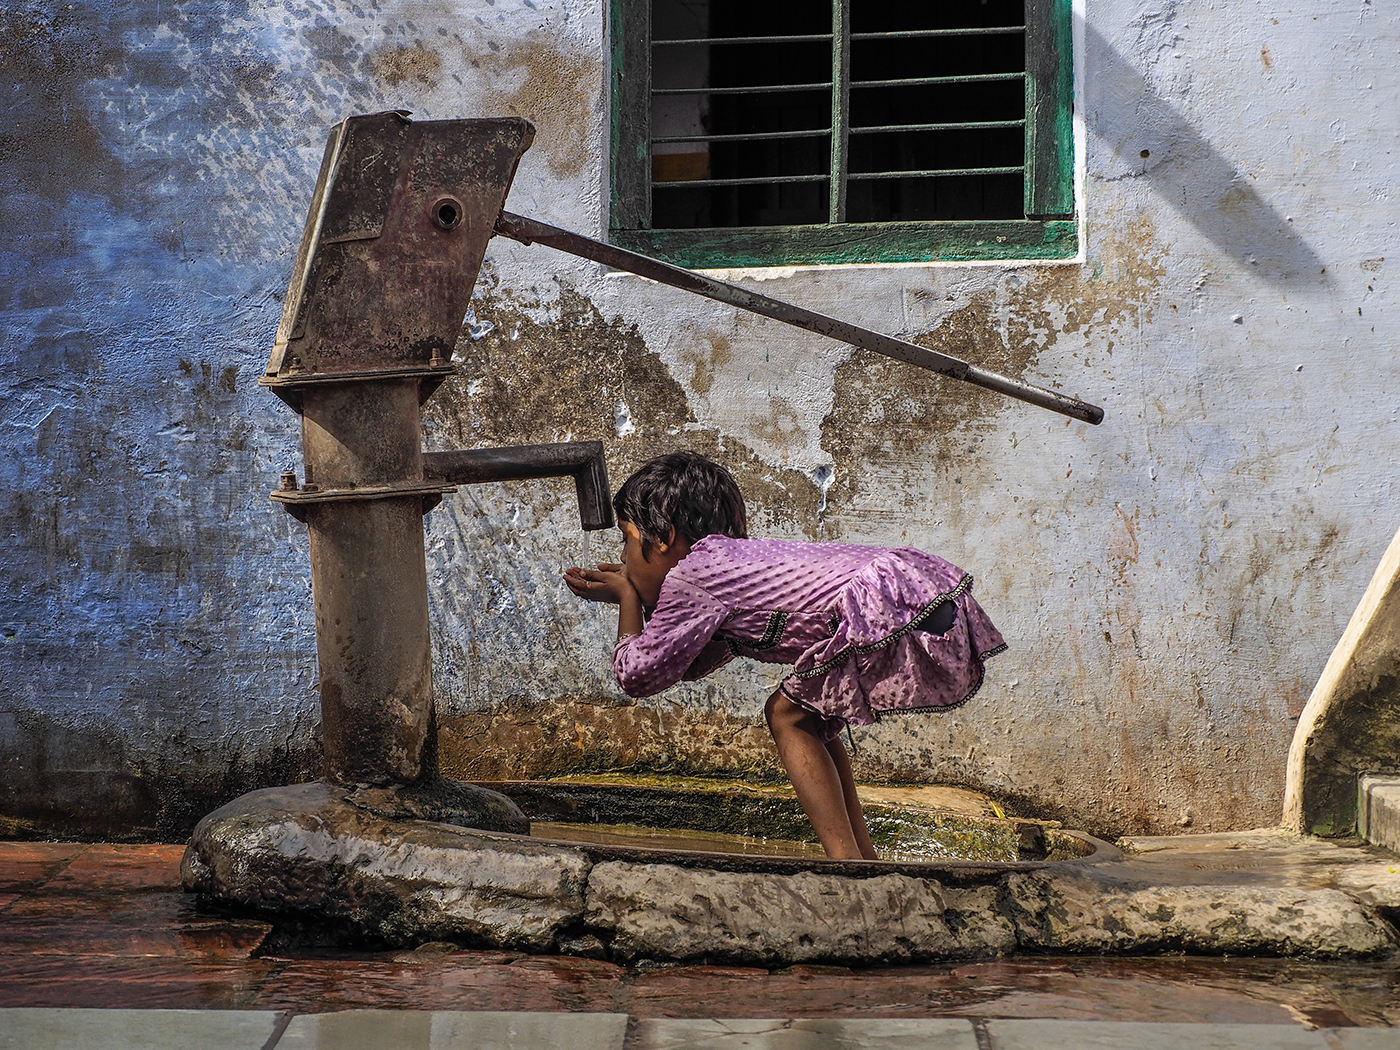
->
<box><xmin>2</xmin><ymin>0</ymin><xmax>1394</xmax><ymax>837</ymax></box>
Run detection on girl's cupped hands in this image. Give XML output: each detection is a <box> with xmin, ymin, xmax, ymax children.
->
<box><xmin>563</xmin><ymin>564</ymin><xmax>634</xmax><ymax>605</ymax></box>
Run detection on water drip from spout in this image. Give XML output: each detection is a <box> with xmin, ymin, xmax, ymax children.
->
<box><xmin>812</xmin><ymin>464</ymin><xmax>835</xmax><ymax>538</ymax></box>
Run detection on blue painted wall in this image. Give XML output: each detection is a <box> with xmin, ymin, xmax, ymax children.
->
<box><xmin>1</xmin><ymin>0</ymin><xmax>610</xmax><ymax>835</ymax></box>
<box><xmin>1</xmin><ymin>2</ymin><xmax>380</xmax><ymax>833</ymax></box>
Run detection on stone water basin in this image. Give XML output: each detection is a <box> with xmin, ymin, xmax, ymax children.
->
<box><xmin>183</xmin><ymin>779</ymin><xmax>1398</xmax><ymax>967</ymax></box>
<box><xmin>486</xmin><ymin>775</ymin><xmax>1093</xmax><ymax>863</ymax></box>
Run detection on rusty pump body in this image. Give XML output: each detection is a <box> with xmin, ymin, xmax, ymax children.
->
<box><xmin>261</xmin><ymin>113</ymin><xmax>609</xmax><ymax>822</ymax></box>
<box><xmin>260</xmin><ymin>111</ymin><xmax>1102</xmax><ymax>825</ymax></box>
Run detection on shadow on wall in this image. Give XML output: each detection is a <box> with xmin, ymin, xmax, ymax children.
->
<box><xmin>1081</xmin><ymin>19</ymin><xmax>1326</xmax><ymax>284</ymax></box>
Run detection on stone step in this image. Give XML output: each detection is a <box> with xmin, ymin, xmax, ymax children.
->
<box><xmin>1359</xmin><ymin>774</ymin><xmax>1400</xmax><ymax>854</ymax></box>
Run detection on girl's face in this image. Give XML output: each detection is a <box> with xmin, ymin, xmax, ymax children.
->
<box><xmin>619</xmin><ymin>520</ymin><xmax>689</xmax><ymax>609</ymax></box>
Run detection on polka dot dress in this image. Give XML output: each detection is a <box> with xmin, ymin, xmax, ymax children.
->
<box><xmin>611</xmin><ymin>536</ymin><xmax>1006</xmax><ymax>737</ymax></box>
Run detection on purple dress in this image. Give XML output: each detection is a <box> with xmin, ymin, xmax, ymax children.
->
<box><xmin>611</xmin><ymin>536</ymin><xmax>1006</xmax><ymax>738</ymax></box>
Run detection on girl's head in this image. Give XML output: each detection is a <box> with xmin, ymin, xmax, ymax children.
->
<box><xmin>613</xmin><ymin>451</ymin><xmax>747</xmax><ymax>557</ymax></box>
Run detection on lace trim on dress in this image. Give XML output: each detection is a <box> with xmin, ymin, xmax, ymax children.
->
<box><xmin>724</xmin><ymin>610</ymin><xmax>788</xmax><ymax>656</ymax></box>
<box><xmin>792</xmin><ymin>573</ymin><xmax>976</xmax><ymax>681</ymax></box>
<box><xmin>750</xmin><ymin>610</ymin><xmax>788</xmax><ymax>650</ymax></box>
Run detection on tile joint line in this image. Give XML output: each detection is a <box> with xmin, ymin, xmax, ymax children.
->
<box><xmin>258</xmin><ymin>1010</ymin><xmax>295</xmax><ymax>1050</ymax></box>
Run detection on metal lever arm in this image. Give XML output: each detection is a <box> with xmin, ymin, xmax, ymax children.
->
<box><xmin>494</xmin><ymin>211</ymin><xmax>1103</xmax><ymax>426</ymax></box>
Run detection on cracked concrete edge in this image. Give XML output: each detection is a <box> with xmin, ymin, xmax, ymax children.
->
<box><xmin>182</xmin><ymin>783</ymin><xmax>594</xmax><ymax>951</ymax></box>
<box><xmin>183</xmin><ymin>787</ymin><xmax>1399</xmax><ymax>963</ymax></box>
<box><xmin>1002</xmin><ymin>871</ymin><xmax>1398</xmax><ymax>959</ymax></box>
<box><xmin>583</xmin><ymin>861</ymin><xmax>1018</xmax><ymax>966</ymax></box>
<box><xmin>582</xmin><ymin>862</ymin><xmax>1397</xmax><ymax>965</ymax></box>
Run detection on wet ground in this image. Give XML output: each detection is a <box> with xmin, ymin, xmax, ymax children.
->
<box><xmin>2</xmin><ymin>840</ymin><xmax>1399</xmax><ymax>1027</ymax></box>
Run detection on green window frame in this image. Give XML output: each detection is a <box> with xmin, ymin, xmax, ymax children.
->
<box><xmin>609</xmin><ymin>0</ymin><xmax>1075</xmax><ymax>268</ymax></box>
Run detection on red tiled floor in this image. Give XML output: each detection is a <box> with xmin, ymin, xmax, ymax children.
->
<box><xmin>0</xmin><ymin>953</ymin><xmax>278</xmax><ymax>1009</ymax></box>
<box><xmin>0</xmin><ymin>843</ymin><xmax>86</xmax><ymax>891</ymax></box>
<box><xmin>41</xmin><ymin>844</ymin><xmax>186</xmax><ymax>894</ymax></box>
<box><xmin>508</xmin><ymin>956</ymin><xmax>628</xmax><ymax>976</ymax></box>
<box><xmin>250</xmin><ymin>956</ymin><xmax>628</xmax><ymax>1014</ymax></box>
<box><xmin>0</xmin><ymin>892</ymin><xmax>270</xmax><ymax>959</ymax></box>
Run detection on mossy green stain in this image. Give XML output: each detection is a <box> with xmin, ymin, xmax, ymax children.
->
<box><xmin>494</xmin><ymin>775</ymin><xmax>1089</xmax><ymax>863</ymax></box>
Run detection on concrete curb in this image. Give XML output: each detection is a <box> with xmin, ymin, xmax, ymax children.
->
<box><xmin>1360</xmin><ymin>776</ymin><xmax>1400</xmax><ymax>855</ymax></box>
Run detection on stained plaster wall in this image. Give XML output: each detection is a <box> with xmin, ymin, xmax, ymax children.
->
<box><xmin>1</xmin><ymin>0</ymin><xmax>1395</xmax><ymax>840</ymax></box>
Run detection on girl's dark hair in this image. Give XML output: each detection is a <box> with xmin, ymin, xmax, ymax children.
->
<box><xmin>613</xmin><ymin>451</ymin><xmax>748</xmax><ymax>554</ymax></box>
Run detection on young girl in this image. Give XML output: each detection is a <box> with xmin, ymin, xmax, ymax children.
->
<box><xmin>563</xmin><ymin>451</ymin><xmax>1005</xmax><ymax>860</ymax></box>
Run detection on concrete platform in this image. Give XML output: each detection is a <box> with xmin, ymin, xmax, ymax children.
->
<box><xmin>3</xmin><ymin>1011</ymin><xmax>1400</xmax><ymax>1049</ymax></box>
<box><xmin>0</xmin><ymin>1009</ymin><xmax>284</xmax><ymax>1050</ymax></box>
<box><xmin>275</xmin><ymin>1009</ymin><xmax>629</xmax><ymax>1049</ymax></box>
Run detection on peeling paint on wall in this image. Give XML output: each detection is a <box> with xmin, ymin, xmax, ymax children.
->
<box><xmin>475</xmin><ymin>40</ymin><xmax>603</xmax><ymax>180</ymax></box>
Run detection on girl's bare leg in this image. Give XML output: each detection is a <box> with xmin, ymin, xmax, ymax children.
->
<box><xmin>764</xmin><ymin>691</ymin><xmax>878</xmax><ymax>860</ymax></box>
<box><xmin>825</xmin><ymin>734</ymin><xmax>877</xmax><ymax>859</ymax></box>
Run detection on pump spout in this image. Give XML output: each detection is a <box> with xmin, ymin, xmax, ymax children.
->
<box><xmin>423</xmin><ymin>440</ymin><xmax>614</xmax><ymax>531</ymax></box>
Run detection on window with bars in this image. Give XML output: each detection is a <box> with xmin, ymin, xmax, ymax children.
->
<box><xmin>610</xmin><ymin>0</ymin><xmax>1075</xmax><ymax>268</ymax></box>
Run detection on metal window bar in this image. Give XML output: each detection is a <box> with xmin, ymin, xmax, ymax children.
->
<box><xmin>653</xmin><ymin>83</ymin><xmax>831</xmax><ymax>95</ymax></box>
<box><xmin>654</xmin><ymin>121</ymin><xmax>1020</xmax><ymax>146</ymax></box>
<box><xmin>846</xmin><ymin>166</ymin><xmax>1024</xmax><ymax>181</ymax></box>
<box><xmin>851</xmin><ymin>72</ymin><xmax>1025</xmax><ymax>89</ymax></box>
<box><xmin>654</xmin><ymin>129</ymin><xmax>831</xmax><ymax>144</ymax></box>
<box><xmin>850</xmin><ymin>27</ymin><xmax>1025</xmax><ymax>39</ymax></box>
<box><xmin>654</xmin><ymin>174</ymin><xmax>830</xmax><ymax>188</ymax></box>
<box><xmin>650</xmin><ymin>27</ymin><xmax>1024</xmax><ymax>45</ymax></box>
<box><xmin>849</xmin><ymin>120</ymin><xmax>1024</xmax><ymax>134</ymax></box>
<box><xmin>829</xmin><ymin>0</ymin><xmax>849</xmax><ymax>221</ymax></box>
<box><xmin>654</xmin><ymin>33</ymin><xmax>832</xmax><ymax>45</ymax></box>
<box><xmin>642</xmin><ymin>0</ymin><xmax>1034</xmax><ymax>227</ymax></box>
